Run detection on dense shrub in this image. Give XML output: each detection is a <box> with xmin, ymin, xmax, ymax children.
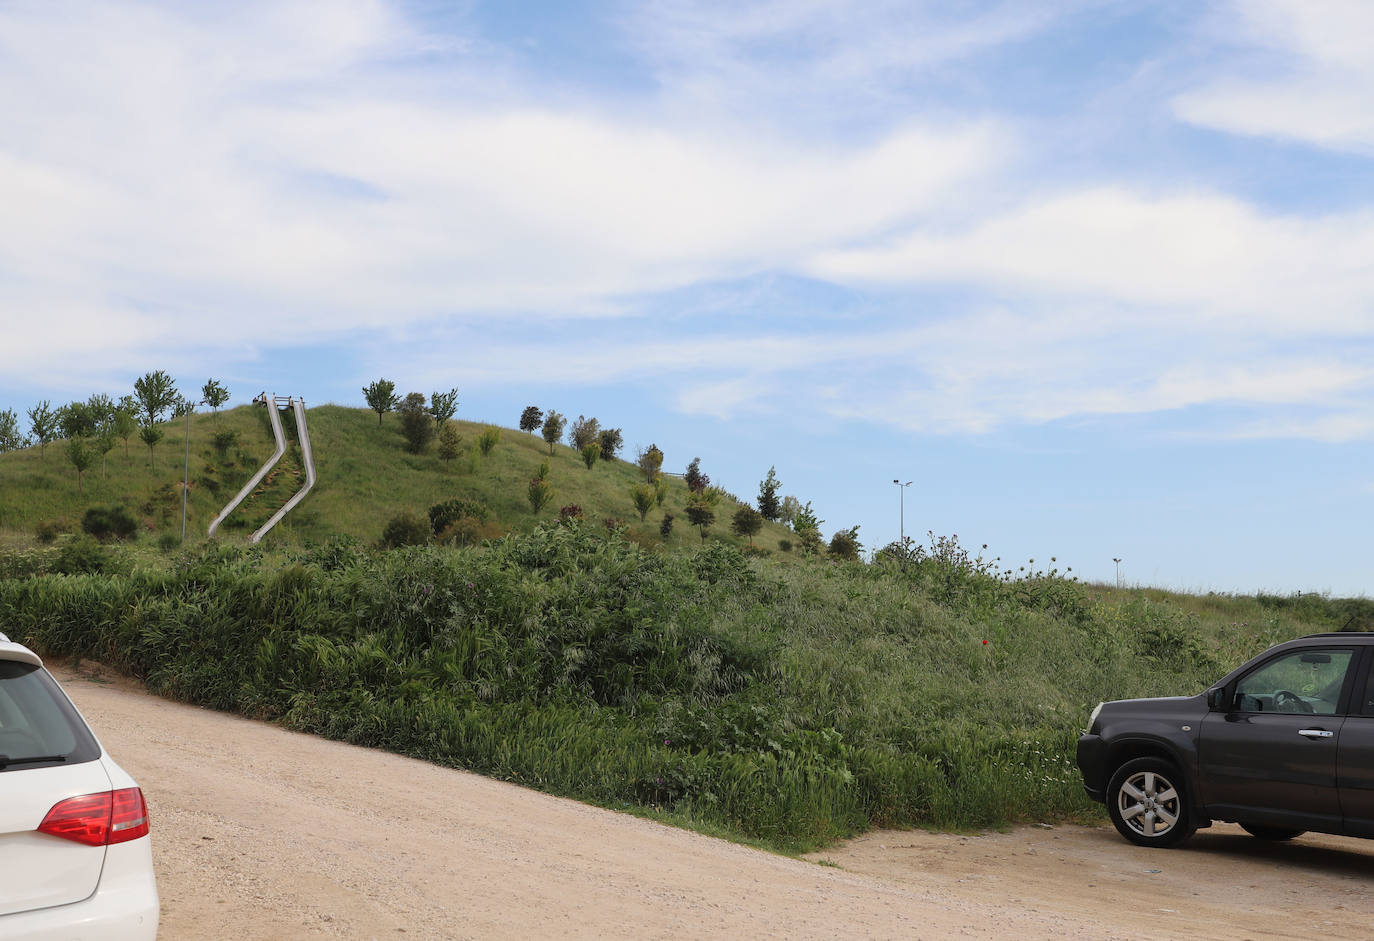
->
<box><xmin>82</xmin><ymin>505</ymin><xmax>138</xmax><ymax>542</ymax></box>
<box><xmin>428</xmin><ymin>498</ymin><xmax>491</xmax><ymax>533</ymax></box>
<box><xmin>0</xmin><ymin>525</ymin><xmax>1332</xmax><ymax>853</ymax></box>
<box><xmin>380</xmin><ymin>510</ymin><xmax>431</xmax><ymax>548</ymax></box>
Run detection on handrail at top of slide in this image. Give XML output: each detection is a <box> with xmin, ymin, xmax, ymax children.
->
<box><xmin>207</xmin><ymin>393</ymin><xmax>286</xmax><ymax>537</ymax></box>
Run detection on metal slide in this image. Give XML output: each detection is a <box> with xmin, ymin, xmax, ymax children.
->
<box><xmin>207</xmin><ymin>393</ymin><xmax>317</xmax><ymax>542</ymax></box>
<box><xmin>248</xmin><ymin>396</ymin><xmax>317</xmax><ymax>544</ymax></box>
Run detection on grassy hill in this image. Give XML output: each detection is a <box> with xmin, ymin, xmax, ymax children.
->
<box><xmin>0</xmin><ymin>404</ymin><xmax>796</xmax><ymax>554</ymax></box>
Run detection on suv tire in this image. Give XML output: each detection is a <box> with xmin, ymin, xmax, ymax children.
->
<box><xmin>1107</xmin><ymin>757</ymin><xmax>1196</xmax><ymax>848</ymax></box>
<box><xmin>1239</xmin><ymin>823</ymin><xmax>1304</xmax><ymax>841</ymax></box>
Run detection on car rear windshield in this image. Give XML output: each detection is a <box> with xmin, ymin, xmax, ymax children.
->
<box><xmin>0</xmin><ymin>661</ymin><xmax>99</xmax><ymax>771</ymax></box>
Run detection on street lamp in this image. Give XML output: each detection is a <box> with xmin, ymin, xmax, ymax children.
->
<box><xmin>1113</xmin><ymin>557</ymin><xmax>1123</xmax><ymax>589</ymax></box>
<box><xmin>893</xmin><ymin>479</ymin><xmax>912</xmax><ymax>546</ymax></box>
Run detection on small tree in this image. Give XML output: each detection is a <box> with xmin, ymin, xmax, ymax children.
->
<box><xmin>597</xmin><ymin>427</ymin><xmax>623</xmax><ymax>462</ymax></box>
<box><xmin>363</xmin><ymin>379</ymin><xmax>398</xmax><ymax>426</ymax></box>
<box><xmin>580</xmin><ymin>442</ymin><xmax>600</xmax><ymax>470</ymax></box>
<box><xmin>437</xmin><ymin>422</ymin><xmax>461</xmax><ymax>463</ymax></box>
<box><xmin>684</xmin><ymin>457</ymin><xmax>710</xmax><ymax>493</ymax></box>
<box><xmin>139</xmin><ymin>423</ymin><xmax>164</xmax><ymax>468</ymax></box>
<box><xmin>478</xmin><ymin>426</ymin><xmax>501</xmax><ymax>456</ymax></box>
<box><xmin>568</xmin><ymin>415</ymin><xmax>601</xmax><ymax>451</ymax></box>
<box><xmin>731</xmin><ymin>505</ymin><xmax>763</xmax><ymax>545</ymax></box>
<box><xmin>133</xmin><ymin>370</ymin><xmax>178</xmax><ymax>426</ymax></box>
<box><xmin>779</xmin><ymin>495</ymin><xmax>801</xmax><ymax>527</ymax></box>
<box><xmin>758</xmin><ymin>467</ymin><xmax>782</xmax><ymax>521</ymax></box>
<box><xmin>112</xmin><ymin>404</ymin><xmax>137</xmax><ymax>459</ymax></box>
<box><xmin>429</xmin><ymin>388</ymin><xmax>459</xmax><ymax>428</ymax></box>
<box><xmin>828</xmin><ymin>525</ymin><xmax>862</xmax><ymax>562</ymax></box>
<box><xmin>65</xmin><ymin>436</ymin><xmax>96</xmax><ymax>492</ymax></box>
<box><xmin>793</xmin><ymin>500</ymin><xmax>823</xmax><ymax>555</ymax></box>
<box><xmin>653</xmin><ymin>475</ymin><xmax>669</xmax><ymax>507</ymax></box>
<box><xmin>684</xmin><ymin>496</ymin><xmax>715</xmax><ymax>543</ymax></box>
<box><xmin>541</xmin><ymin>411</ymin><xmax>566</xmax><ymax>455</ymax></box>
<box><xmin>528</xmin><ymin>476</ymin><xmax>555</xmax><ymax>514</ymax></box>
<box><xmin>637</xmin><ymin>444</ymin><xmax>664</xmax><ymax>482</ymax></box>
<box><xmin>519</xmin><ymin>406</ymin><xmax>544</xmax><ymax>433</ymax></box>
<box><xmin>397</xmin><ymin>392</ymin><xmax>433</xmax><ymax>454</ymax></box>
<box><xmin>0</xmin><ymin>409</ymin><xmax>22</xmax><ymax>453</ymax></box>
<box><xmin>27</xmin><ymin>401</ymin><xmax>57</xmax><ymax>457</ymax></box>
<box><xmin>630</xmin><ymin>483</ymin><xmax>655</xmax><ymax>521</ymax></box>
<box><xmin>659</xmin><ymin>512</ymin><xmax>674</xmax><ymax>541</ymax></box>
<box><xmin>202</xmin><ymin>379</ymin><xmax>230</xmax><ymax>421</ymax></box>
<box><xmin>59</xmin><ymin>400</ymin><xmax>97</xmax><ymax>440</ymax></box>
<box><xmin>171</xmin><ymin>395</ymin><xmax>195</xmax><ymax>419</ymax></box>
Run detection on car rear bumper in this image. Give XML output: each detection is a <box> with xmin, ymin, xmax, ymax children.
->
<box><xmin>1076</xmin><ymin>732</ymin><xmax>1107</xmax><ymax>803</ymax></box>
<box><xmin>0</xmin><ymin>837</ymin><xmax>158</xmax><ymax>941</ymax></box>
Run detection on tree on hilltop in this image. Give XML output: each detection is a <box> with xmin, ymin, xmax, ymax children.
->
<box><xmin>201</xmin><ymin>379</ymin><xmax>230</xmax><ymax>421</ymax></box>
<box><xmin>429</xmin><ymin>388</ymin><xmax>459</xmax><ymax>428</ymax></box>
<box><xmin>27</xmin><ymin>401</ymin><xmax>57</xmax><ymax>458</ymax></box>
<box><xmin>758</xmin><ymin>467</ymin><xmax>782</xmax><ymax>521</ymax></box>
<box><xmin>363</xmin><ymin>379</ymin><xmax>398</xmax><ymax>426</ymax></box>
<box><xmin>398</xmin><ymin>392</ymin><xmax>434</xmax><ymax>453</ymax></box>
<box><xmin>519</xmin><ymin>406</ymin><xmax>543</xmax><ymax>433</ymax></box>
<box><xmin>568</xmin><ymin>415</ymin><xmax>600</xmax><ymax>451</ymax></box>
<box><xmin>731</xmin><ymin>505</ymin><xmax>763</xmax><ymax>545</ymax></box>
<box><xmin>133</xmin><ymin>370</ymin><xmax>178</xmax><ymax>426</ymax></box>
<box><xmin>541</xmin><ymin>411</ymin><xmax>566</xmax><ymax>455</ymax></box>
<box><xmin>597</xmin><ymin>427</ymin><xmax>623</xmax><ymax>462</ymax></box>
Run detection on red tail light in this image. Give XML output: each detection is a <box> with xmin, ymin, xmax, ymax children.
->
<box><xmin>38</xmin><ymin>788</ymin><xmax>150</xmax><ymax>846</ymax></box>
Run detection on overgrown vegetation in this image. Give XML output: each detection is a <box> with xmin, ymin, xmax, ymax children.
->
<box><xmin>0</xmin><ymin>527</ymin><xmax>1339</xmax><ymax>853</ymax></box>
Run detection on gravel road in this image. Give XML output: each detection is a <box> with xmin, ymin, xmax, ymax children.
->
<box><xmin>54</xmin><ymin>661</ymin><xmax>1374</xmax><ymax>940</ymax></box>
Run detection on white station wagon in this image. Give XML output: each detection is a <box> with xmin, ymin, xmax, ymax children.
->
<box><xmin>0</xmin><ymin>632</ymin><xmax>158</xmax><ymax>940</ymax></box>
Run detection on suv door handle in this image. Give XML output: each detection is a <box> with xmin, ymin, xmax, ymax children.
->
<box><xmin>1298</xmin><ymin>729</ymin><xmax>1334</xmax><ymax>739</ymax></box>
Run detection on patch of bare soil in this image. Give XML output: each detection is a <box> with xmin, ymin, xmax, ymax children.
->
<box><xmin>53</xmin><ymin>662</ymin><xmax>1374</xmax><ymax>940</ymax></box>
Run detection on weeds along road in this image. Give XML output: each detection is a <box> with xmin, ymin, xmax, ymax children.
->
<box><xmin>58</xmin><ymin>661</ymin><xmax>1374</xmax><ymax>941</ymax></box>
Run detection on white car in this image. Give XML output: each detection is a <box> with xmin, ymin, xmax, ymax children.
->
<box><xmin>0</xmin><ymin>632</ymin><xmax>159</xmax><ymax>940</ymax></box>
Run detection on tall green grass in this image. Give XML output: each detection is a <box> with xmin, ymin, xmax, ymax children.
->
<box><xmin>0</xmin><ymin>527</ymin><xmax>1341</xmax><ymax>851</ymax></box>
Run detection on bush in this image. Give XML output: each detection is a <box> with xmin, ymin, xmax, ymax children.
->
<box><xmin>34</xmin><ymin>518</ymin><xmax>71</xmax><ymax>544</ymax></box>
<box><xmin>660</xmin><ymin>512</ymin><xmax>674</xmax><ymax>540</ymax></box>
<box><xmin>380</xmin><ymin>510</ymin><xmax>431</xmax><ymax>548</ymax></box>
<box><xmin>428</xmin><ymin>498</ymin><xmax>491</xmax><ymax>533</ymax></box>
<box><xmin>580</xmin><ymin>442</ymin><xmax>600</xmax><ymax>470</ymax></box>
<box><xmin>478</xmin><ymin>426</ymin><xmax>501</xmax><ymax>457</ymax></box>
<box><xmin>559</xmin><ymin>504</ymin><xmax>584</xmax><ymax>522</ymax></box>
<box><xmin>157</xmin><ymin>531</ymin><xmax>180</xmax><ymax>551</ymax></box>
<box><xmin>82</xmin><ymin>506</ymin><xmax>138</xmax><ymax>542</ymax></box>
<box><xmin>778</xmin><ymin>538</ymin><xmax>793</xmax><ymax>553</ymax></box>
<box><xmin>436</xmin><ymin>517</ymin><xmax>503</xmax><ymax>547</ymax></box>
<box><xmin>397</xmin><ymin>393</ymin><xmax>433</xmax><ymax>454</ymax></box>
<box><xmin>637</xmin><ymin>444</ymin><xmax>664</xmax><ymax>482</ymax></box>
<box><xmin>211</xmin><ymin>430</ymin><xmax>239</xmax><ymax>454</ymax></box>
<box><xmin>828</xmin><ymin>526</ymin><xmax>862</xmax><ymax>562</ymax></box>
<box><xmin>53</xmin><ymin>533</ymin><xmax>118</xmax><ymax>575</ymax></box>
<box><xmin>528</xmin><ymin>477</ymin><xmax>555</xmax><ymax>514</ymax></box>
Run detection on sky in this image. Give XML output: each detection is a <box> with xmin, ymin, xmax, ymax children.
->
<box><xmin>2</xmin><ymin>0</ymin><xmax>1373</xmax><ymax>595</ymax></box>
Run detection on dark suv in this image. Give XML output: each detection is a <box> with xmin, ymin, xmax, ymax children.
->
<box><xmin>1078</xmin><ymin>632</ymin><xmax>1374</xmax><ymax>847</ymax></box>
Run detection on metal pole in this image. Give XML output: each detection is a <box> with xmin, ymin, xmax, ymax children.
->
<box><xmin>181</xmin><ymin>407</ymin><xmax>192</xmax><ymax>542</ymax></box>
<box><xmin>893</xmin><ymin>479</ymin><xmax>912</xmax><ymax>545</ymax></box>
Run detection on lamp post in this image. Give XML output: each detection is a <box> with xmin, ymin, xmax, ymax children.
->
<box><xmin>1113</xmin><ymin>557</ymin><xmax>1123</xmax><ymax>589</ymax></box>
<box><xmin>893</xmin><ymin>479</ymin><xmax>912</xmax><ymax>546</ymax></box>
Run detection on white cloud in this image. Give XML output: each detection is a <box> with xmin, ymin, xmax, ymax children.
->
<box><xmin>1174</xmin><ymin>0</ymin><xmax>1374</xmax><ymax>152</ymax></box>
<box><xmin>0</xmin><ymin>0</ymin><xmax>1003</xmax><ymax>380</ymax></box>
<box><xmin>810</xmin><ymin>187</ymin><xmax>1374</xmax><ymax>332</ymax></box>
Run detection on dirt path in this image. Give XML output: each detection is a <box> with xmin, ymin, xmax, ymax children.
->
<box><xmin>54</xmin><ymin>662</ymin><xmax>1374</xmax><ymax>940</ymax></box>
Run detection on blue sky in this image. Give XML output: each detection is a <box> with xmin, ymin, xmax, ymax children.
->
<box><xmin>3</xmin><ymin>0</ymin><xmax>1374</xmax><ymax>594</ymax></box>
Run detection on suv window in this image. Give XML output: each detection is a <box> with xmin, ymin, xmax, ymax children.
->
<box><xmin>1234</xmin><ymin>648</ymin><xmax>1353</xmax><ymax>715</ymax></box>
<box><xmin>0</xmin><ymin>660</ymin><xmax>100</xmax><ymax>770</ymax></box>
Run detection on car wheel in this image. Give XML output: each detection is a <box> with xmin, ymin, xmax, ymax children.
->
<box><xmin>1107</xmin><ymin>757</ymin><xmax>1196</xmax><ymax>848</ymax></box>
<box><xmin>1239</xmin><ymin>823</ymin><xmax>1304</xmax><ymax>841</ymax></box>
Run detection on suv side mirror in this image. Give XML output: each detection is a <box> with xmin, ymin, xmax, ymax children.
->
<box><xmin>1206</xmin><ymin>687</ymin><xmax>1229</xmax><ymax>711</ymax></box>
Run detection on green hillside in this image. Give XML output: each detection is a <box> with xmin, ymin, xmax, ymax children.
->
<box><xmin>0</xmin><ymin>404</ymin><xmax>797</xmax><ymax>554</ymax></box>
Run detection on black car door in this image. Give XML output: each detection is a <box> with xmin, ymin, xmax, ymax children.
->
<box><xmin>1199</xmin><ymin>646</ymin><xmax>1356</xmax><ymax>831</ymax></box>
<box><xmin>1336</xmin><ymin>653</ymin><xmax>1374</xmax><ymax>837</ymax></box>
